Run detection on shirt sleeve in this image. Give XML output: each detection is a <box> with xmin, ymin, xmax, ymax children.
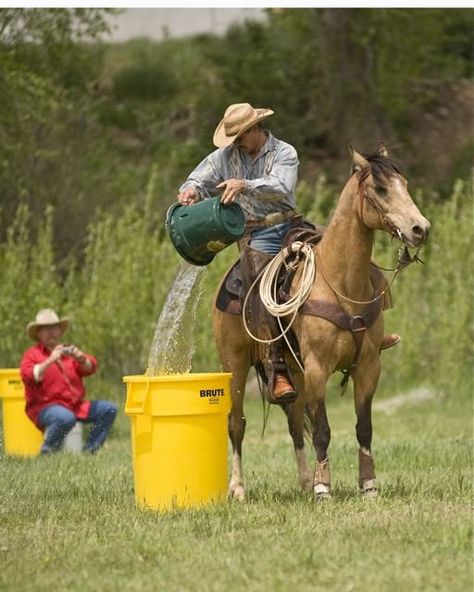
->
<box><xmin>245</xmin><ymin>144</ymin><xmax>299</xmax><ymax>197</ymax></box>
<box><xmin>76</xmin><ymin>354</ymin><xmax>97</xmax><ymax>377</ymax></box>
<box><xmin>178</xmin><ymin>149</ymin><xmax>225</xmax><ymax>200</ymax></box>
<box><xmin>20</xmin><ymin>349</ymin><xmax>39</xmax><ymax>386</ymax></box>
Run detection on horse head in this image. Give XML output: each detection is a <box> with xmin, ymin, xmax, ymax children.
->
<box><xmin>350</xmin><ymin>143</ymin><xmax>431</xmax><ymax>247</ymax></box>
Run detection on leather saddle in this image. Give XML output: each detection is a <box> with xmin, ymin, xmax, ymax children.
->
<box><xmin>215</xmin><ymin>224</ymin><xmax>324</xmax><ymax>316</ymax></box>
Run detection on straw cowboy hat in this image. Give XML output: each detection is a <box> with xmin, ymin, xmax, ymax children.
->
<box><xmin>213</xmin><ymin>102</ymin><xmax>274</xmax><ymax>148</ymax></box>
<box><xmin>27</xmin><ymin>308</ymin><xmax>69</xmax><ymax>340</ymax></box>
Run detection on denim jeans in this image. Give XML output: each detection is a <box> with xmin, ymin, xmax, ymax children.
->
<box><xmin>38</xmin><ymin>400</ymin><xmax>117</xmax><ymax>454</ymax></box>
<box><xmin>248</xmin><ymin>221</ymin><xmax>292</xmax><ymax>255</ymax></box>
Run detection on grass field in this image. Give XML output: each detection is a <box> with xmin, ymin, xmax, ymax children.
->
<box><xmin>0</xmin><ymin>377</ymin><xmax>472</xmax><ymax>592</ymax></box>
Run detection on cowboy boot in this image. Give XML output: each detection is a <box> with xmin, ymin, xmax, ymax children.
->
<box><xmin>267</xmin><ymin>339</ymin><xmax>297</xmax><ymax>404</ymax></box>
<box><xmin>380</xmin><ymin>333</ymin><xmax>401</xmax><ymax>350</ymax></box>
<box><xmin>369</xmin><ymin>263</ymin><xmax>400</xmax><ymax>352</ymax></box>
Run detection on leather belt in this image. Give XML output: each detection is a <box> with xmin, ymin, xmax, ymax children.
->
<box><xmin>246</xmin><ymin>210</ymin><xmax>297</xmax><ymax>229</ymax></box>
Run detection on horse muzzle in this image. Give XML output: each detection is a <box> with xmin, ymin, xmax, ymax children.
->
<box><xmin>406</xmin><ymin>217</ymin><xmax>431</xmax><ymax>247</ymax></box>
<box><xmin>394</xmin><ymin>216</ymin><xmax>431</xmax><ymax>248</ymax></box>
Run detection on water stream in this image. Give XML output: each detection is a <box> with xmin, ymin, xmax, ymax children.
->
<box><xmin>146</xmin><ymin>261</ymin><xmax>206</xmax><ymax>376</ymax></box>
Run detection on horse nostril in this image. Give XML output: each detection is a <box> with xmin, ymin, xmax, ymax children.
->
<box><xmin>412</xmin><ymin>224</ymin><xmax>430</xmax><ymax>243</ymax></box>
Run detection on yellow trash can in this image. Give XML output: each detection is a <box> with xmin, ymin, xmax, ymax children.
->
<box><xmin>124</xmin><ymin>372</ymin><xmax>231</xmax><ymax>511</ymax></box>
<box><xmin>0</xmin><ymin>368</ymin><xmax>43</xmax><ymax>456</ymax></box>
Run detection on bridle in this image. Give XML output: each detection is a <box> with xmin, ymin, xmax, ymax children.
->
<box><xmin>357</xmin><ymin>168</ymin><xmax>403</xmax><ymax>241</ymax></box>
<box><xmin>316</xmin><ymin>168</ymin><xmax>422</xmax><ymax>306</ymax></box>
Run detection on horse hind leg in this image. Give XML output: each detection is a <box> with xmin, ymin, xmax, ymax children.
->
<box><xmin>213</xmin><ymin>309</ymin><xmax>250</xmax><ymax>501</ymax></box>
<box><xmin>228</xmin><ymin>369</ymin><xmax>248</xmax><ymax>501</ymax></box>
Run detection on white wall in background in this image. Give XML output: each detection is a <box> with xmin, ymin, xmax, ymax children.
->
<box><xmin>107</xmin><ymin>8</ymin><xmax>267</xmax><ymax>42</ymax></box>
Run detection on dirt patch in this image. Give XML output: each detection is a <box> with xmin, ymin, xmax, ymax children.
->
<box><xmin>374</xmin><ymin>386</ymin><xmax>437</xmax><ymax>415</ymax></box>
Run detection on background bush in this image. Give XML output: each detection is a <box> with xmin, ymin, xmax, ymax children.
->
<box><xmin>1</xmin><ymin>173</ymin><xmax>471</xmax><ymax>400</ymax></box>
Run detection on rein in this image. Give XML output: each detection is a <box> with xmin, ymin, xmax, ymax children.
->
<box><xmin>315</xmin><ymin>249</ymin><xmax>402</xmax><ymax>306</ymax></box>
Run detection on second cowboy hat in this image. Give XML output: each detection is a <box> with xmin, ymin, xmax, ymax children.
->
<box><xmin>26</xmin><ymin>308</ymin><xmax>69</xmax><ymax>340</ymax></box>
<box><xmin>213</xmin><ymin>102</ymin><xmax>274</xmax><ymax>148</ymax></box>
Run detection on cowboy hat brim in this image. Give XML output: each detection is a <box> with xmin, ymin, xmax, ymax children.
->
<box><xmin>213</xmin><ymin>108</ymin><xmax>274</xmax><ymax>148</ymax></box>
<box><xmin>27</xmin><ymin>318</ymin><xmax>69</xmax><ymax>340</ymax></box>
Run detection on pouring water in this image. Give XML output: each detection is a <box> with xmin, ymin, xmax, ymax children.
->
<box><xmin>146</xmin><ymin>261</ymin><xmax>206</xmax><ymax>375</ymax></box>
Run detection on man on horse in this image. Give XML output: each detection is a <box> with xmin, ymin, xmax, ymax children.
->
<box><xmin>176</xmin><ymin>102</ymin><xmax>399</xmax><ymax>405</ymax></box>
<box><xmin>177</xmin><ymin>102</ymin><xmax>300</xmax><ymax>402</ymax></box>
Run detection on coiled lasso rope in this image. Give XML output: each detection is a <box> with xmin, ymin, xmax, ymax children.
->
<box><xmin>242</xmin><ymin>241</ymin><xmax>316</xmax><ymax>372</ymax></box>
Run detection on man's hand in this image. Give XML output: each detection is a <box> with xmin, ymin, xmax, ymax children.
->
<box><xmin>217</xmin><ymin>179</ymin><xmax>247</xmax><ymax>204</ymax></box>
<box><xmin>177</xmin><ymin>188</ymin><xmax>198</xmax><ymax>205</ymax></box>
<box><xmin>49</xmin><ymin>345</ymin><xmax>64</xmax><ymax>364</ymax></box>
<box><xmin>66</xmin><ymin>345</ymin><xmax>87</xmax><ymax>364</ymax></box>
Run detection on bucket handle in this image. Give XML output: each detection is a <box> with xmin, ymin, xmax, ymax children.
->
<box><xmin>125</xmin><ymin>380</ymin><xmax>152</xmax><ymax>415</ymax></box>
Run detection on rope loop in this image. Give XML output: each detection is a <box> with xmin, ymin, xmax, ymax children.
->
<box><xmin>259</xmin><ymin>241</ymin><xmax>315</xmax><ymax>318</ymax></box>
<box><xmin>241</xmin><ymin>241</ymin><xmax>316</xmax><ymax>373</ymax></box>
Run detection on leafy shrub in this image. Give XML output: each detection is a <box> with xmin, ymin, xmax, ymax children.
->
<box><xmin>0</xmin><ymin>174</ymin><xmax>471</xmax><ymax>400</ymax></box>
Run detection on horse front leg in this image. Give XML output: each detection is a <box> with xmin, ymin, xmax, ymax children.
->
<box><xmin>284</xmin><ymin>372</ymin><xmax>312</xmax><ymax>492</ymax></box>
<box><xmin>305</xmin><ymin>362</ymin><xmax>332</xmax><ymax>501</ymax></box>
<box><xmin>353</xmin><ymin>360</ymin><xmax>380</xmax><ymax>498</ymax></box>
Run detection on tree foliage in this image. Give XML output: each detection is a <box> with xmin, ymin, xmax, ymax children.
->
<box><xmin>0</xmin><ymin>175</ymin><xmax>471</xmax><ymax>396</ymax></box>
<box><xmin>0</xmin><ymin>7</ymin><xmax>471</xmax><ymax>259</ymax></box>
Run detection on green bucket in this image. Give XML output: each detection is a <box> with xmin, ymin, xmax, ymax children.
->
<box><xmin>166</xmin><ymin>197</ymin><xmax>246</xmax><ymax>266</ymax></box>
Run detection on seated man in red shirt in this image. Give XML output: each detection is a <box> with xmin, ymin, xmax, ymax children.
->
<box><xmin>20</xmin><ymin>308</ymin><xmax>117</xmax><ymax>454</ymax></box>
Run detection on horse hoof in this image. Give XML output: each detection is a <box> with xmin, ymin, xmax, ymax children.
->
<box><xmin>313</xmin><ymin>483</ymin><xmax>331</xmax><ymax>501</ymax></box>
<box><xmin>362</xmin><ymin>487</ymin><xmax>379</xmax><ymax>499</ymax></box>
<box><xmin>314</xmin><ymin>491</ymin><xmax>331</xmax><ymax>502</ymax></box>
<box><xmin>228</xmin><ymin>485</ymin><xmax>245</xmax><ymax>502</ymax></box>
<box><xmin>360</xmin><ymin>479</ymin><xmax>378</xmax><ymax>498</ymax></box>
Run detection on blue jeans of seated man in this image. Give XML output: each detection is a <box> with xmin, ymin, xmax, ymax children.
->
<box><xmin>38</xmin><ymin>400</ymin><xmax>117</xmax><ymax>454</ymax></box>
<box><xmin>248</xmin><ymin>221</ymin><xmax>292</xmax><ymax>256</ymax></box>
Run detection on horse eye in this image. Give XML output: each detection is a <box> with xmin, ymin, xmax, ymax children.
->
<box><xmin>374</xmin><ymin>185</ymin><xmax>387</xmax><ymax>197</ymax></box>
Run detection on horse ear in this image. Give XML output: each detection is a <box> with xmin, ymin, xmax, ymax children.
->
<box><xmin>377</xmin><ymin>141</ymin><xmax>388</xmax><ymax>158</ymax></box>
<box><xmin>349</xmin><ymin>145</ymin><xmax>369</xmax><ymax>173</ymax></box>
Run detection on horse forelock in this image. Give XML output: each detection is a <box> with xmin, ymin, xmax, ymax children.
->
<box><xmin>360</xmin><ymin>151</ymin><xmax>403</xmax><ymax>185</ymax></box>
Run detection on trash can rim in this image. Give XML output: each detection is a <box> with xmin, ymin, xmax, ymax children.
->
<box><xmin>123</xmin><ymin>372</ymin><xmax>232</xmax><ymax>384</ymax></box>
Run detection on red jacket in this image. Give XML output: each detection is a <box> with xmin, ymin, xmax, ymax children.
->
<box><xmin>20</xmin><ymin>342</ymin><xmax>97</xmax><ymax>429</ymax></box>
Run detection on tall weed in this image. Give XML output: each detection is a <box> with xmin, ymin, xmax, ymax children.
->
<box><xmin>0</xmin><ymin>204</ymin><xmax>63</xmax><ymax>365</ymax></box>
<box><xmin>379</xmin><ymin>179</ymin><xmax>473</xmax><ymax>395</ymax></box>
<box><xmin>0</xmin><ymin>175</ymin><xmax>471</xmax><ymax>400</ymax></box>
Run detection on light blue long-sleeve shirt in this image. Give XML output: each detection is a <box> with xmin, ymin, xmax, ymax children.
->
<box><xmin>179</xmin><ymin>131</ymin><xmax>299</xmax><ymax>221</ymax></box>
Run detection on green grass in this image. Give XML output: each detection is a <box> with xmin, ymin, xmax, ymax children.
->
<box><xmin>0</xmin><ymin>381</ymin><xmax>472</xmax><ymax>592</ymax></box>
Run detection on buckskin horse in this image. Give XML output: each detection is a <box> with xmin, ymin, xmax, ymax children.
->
<box><xmin>212</xmin><ymin>144</ymin><xmax>431</xmax><ymax>501</ymax></box>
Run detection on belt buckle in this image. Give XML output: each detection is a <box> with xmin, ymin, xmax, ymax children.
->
<box><xmin>264</xmin><ymin>212</ymin><xmax>284</xmax><ymax>226</ymax></box>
